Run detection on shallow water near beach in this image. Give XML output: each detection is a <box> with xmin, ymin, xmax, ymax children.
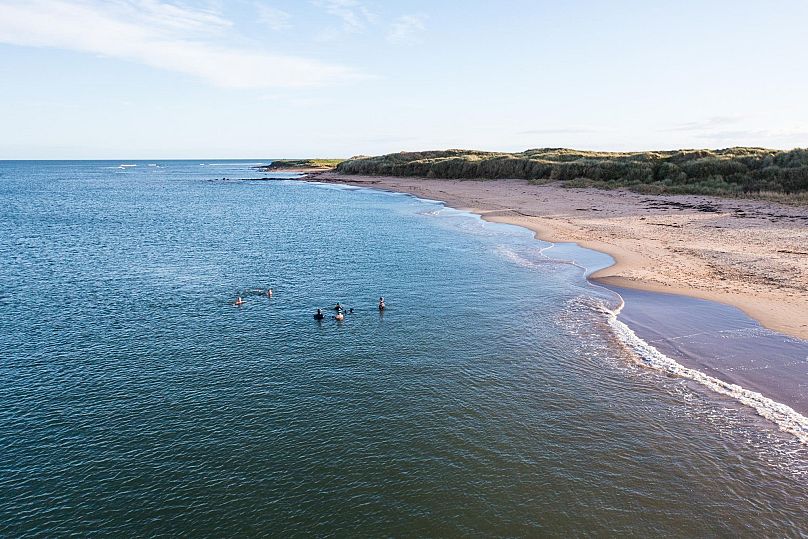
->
<box><xmin>611</xmin><ymin>286</ymin><xmax>808</xmax><ymax>415</ymax></box>
<box><xmin>1</xmin><ymin>160</ymin><xmax>807</xmax><ymax>536</ymax></box>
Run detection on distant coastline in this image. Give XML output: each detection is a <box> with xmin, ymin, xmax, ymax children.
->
<box><xmin>298</xmin><ymin>171</ymin><xmax>808</xmax><ymax>341</ymax></box>
<box><xmin>256</xmin><ymin>159</ymin><xmax>344</xmax><ymax>173</ymax></box>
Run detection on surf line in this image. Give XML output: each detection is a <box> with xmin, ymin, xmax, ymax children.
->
<box><xmin>533</xmin><ymin>238</ymin><xmax>808</xmax><ymax>444</ymax></box>
<box><xmin>604</xmin><ymin>296</ymin><xmax>808</xmax><ymax>444</ymax></box>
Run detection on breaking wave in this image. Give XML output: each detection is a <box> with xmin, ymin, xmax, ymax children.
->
<box><xmin>604</xmin><ymin>298</ymin><xmax>808</xmax><ymax>444</ymax></box>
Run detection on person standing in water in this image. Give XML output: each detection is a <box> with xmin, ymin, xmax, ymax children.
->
<box><xmin>267</xmin><ymin>288</ymin><xmax>273</xmax><ymax>298</ymax></box>
<box><xmin>378</xmin><ymin>297</ymin><xmax>385</xmax><ymax>310</ymax></box>
<box><xmin>313</xmin><ymin>308</ymin><xmax>324</xmax><ymax>320</ymax></box>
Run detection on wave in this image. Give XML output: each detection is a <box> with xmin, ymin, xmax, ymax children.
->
<box><xmin>418</xmin><ymin>207</ymin><xmax>451</xmax><ymax>217</ymax></box>
<box><xmin>205</xmin><ymin>162</ymin><xmax>267</xmax><ymax>167</ymax></box>
<box><xmin>494</xmin><ymin>244</ymin><xmax>571</xmax><ymax>272</ymax></box>
<box><xmin>604</xmin><ymin>298</ymin><xmax>808</xmax><ymax>444</ymax></box>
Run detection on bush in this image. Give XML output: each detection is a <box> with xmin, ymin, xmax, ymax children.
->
<box><xmin>333</xmin><ymin>147</ymin><xmax>808</xmax><ymax>199</ymax></box>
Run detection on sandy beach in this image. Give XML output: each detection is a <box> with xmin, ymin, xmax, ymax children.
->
<box><xmin>303</xmin><ymin>172</ymin><xmax>808</xmax><ymax>341</ymax></box>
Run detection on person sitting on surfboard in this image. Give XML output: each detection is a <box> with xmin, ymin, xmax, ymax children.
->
<box><xmin>234</xmin><ymin>296</ymin><xmax>244</xmax><ymax>306</ymax></box>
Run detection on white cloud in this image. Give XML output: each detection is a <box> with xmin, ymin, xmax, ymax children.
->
<box><xmin>387</xmin><ymin>14</ymin><xmax>426</xmax><ymax>45</ymax></box>
<box><xmin>255</xmin><ymin>3</ymin><xmax>292</xmax><ymax>31</ymax></box>
<box><xmin>121</xmin><ymin>0</ymin><xmax>232</xmax><ymax>34</ymax></box>
<box><xmin>663</xmin><ymin>116</ymin><xmax>744</xmax><ymax>132</ymax></box>
<box><xmin>314</xmin><ymin>0</ymin><xmax>376</xmax><ymax>32</ymax></box>
<box><xmin>0</xmin><ymin>0</ymin><xmax>362</xmax><ymax>88</ymax></box>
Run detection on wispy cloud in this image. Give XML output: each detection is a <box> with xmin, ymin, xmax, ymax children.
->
<box><xmin>387</xmin><ymin>14</ymin><xmax>426</xmax><ymax>45</ymax></box>
<box><xmin>660</xmin><ymin>116</ymin><xmax>808</xmax><ymax>144</ymax></box>
<box><xmin>693</xmin><ymin>127</ymin><xmax>808</xmax><ymax>142</ymax></box>
<box><xmin>0</xmin><ymin>0</ymin><xmax>362</xmax><ymax>88</ymax></box>
<box><xmin>255</xmin><ymin>3</ymin><xmax>293</xmax><ymax>31</ymax></box>
<box><xmin>663</xmin><ymin>116</ymin><xmax>743</xmax><ymax>132</ymax></box>
<box><xmin>123</xmin><ymin>0</ymin><xmax>232</xmax><ymax>34</ymax></box>
<box><xmin>314</xmin><ymin>0</ymin><xmax>376</xmax><ymax>32</ymax></box>
<box><xmin>519</xmin><ymin>127</ymin><xmax>601</xmax><ymax>135</ymax></box>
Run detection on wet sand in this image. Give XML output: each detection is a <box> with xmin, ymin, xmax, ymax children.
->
<box><xmin>611</xmin><ymin>285</ymin><xmax>808</xmax><ymax>416</ymax></box>
<box><xmin>302</xmin><ymin>172</ymin><xmax>808</xmax><ymax>341</ymax></box>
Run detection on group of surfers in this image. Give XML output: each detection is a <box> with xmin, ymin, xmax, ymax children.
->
<box><xmin>315</xmin><ymin>297</ymin><xmax>385</xmax><ymax>321</ymax></box>
<box><xmin>233</xmin><ymin>289</ymin><xmax>386</xmax><ymax>320</ymax></box>
<box><xmin>233</xmin><ymin>288</ymin><xmax>272</xmax><ymax>306</ymax></box>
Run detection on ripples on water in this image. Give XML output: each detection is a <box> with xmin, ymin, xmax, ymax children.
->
<box><xmin>0</xmin><ymin>161</ymin><xmax>806</xmax><ymax>536</ymax></box>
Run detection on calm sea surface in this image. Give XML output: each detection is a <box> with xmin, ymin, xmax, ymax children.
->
<box><xmin>1</xmin><ymin>160</ymin><xmax>806</xmax><ymax>536</ymax></box>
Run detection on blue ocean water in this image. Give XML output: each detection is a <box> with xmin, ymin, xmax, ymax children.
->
<box><xmin>1</xmin><ymin>160</ymin><xmax>807</xmax><ymax>536</ymax></box>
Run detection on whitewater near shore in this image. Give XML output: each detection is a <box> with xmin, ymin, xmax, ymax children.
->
<box><xmin>303</xmin><ymin>173</ymin><xmax>808</xmax><ymax>341</ymax></box>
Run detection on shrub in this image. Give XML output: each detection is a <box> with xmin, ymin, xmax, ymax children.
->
<box><xmin>333</xmin><ymin>147</ymin><xmax>808</xmax><ymax>199</ymax></box>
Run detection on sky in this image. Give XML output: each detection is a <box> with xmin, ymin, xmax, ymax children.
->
<box><xmin>1</xmin><ymin>0</ymin><xmax>807</xmax><ymax>159</ymax></box>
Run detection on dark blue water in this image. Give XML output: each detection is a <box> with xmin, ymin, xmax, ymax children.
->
<box><xmin>1</xmin><ymin>161</ymin><xmax>807</xmax><ymax>536</ymax></box>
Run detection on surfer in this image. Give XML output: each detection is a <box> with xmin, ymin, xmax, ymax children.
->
<box><xmin>378</xmin><ymin>297</ymin><xmax>385</xmax><ymax>311</ymax></box>
<box><xmin>313</xmin><ymin>308</ymin><xmax>324</xmax><ymax>320</ymax></box>
<box><xmin>234</xmin><ymin>296</ymin><xmax>244</xmax><ymax>306</ymax></box>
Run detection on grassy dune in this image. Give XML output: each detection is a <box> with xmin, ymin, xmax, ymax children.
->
<box><xmin>335</xmin><ymin>148</ymin><xmax>808</xmax><ymax>201</ymax></box>
<box><xmin>259</xmin><ymin>159</ymin><xmax>343</xmax><ymax>171</ymax></box>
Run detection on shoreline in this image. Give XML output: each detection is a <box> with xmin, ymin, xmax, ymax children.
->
<box><xmin>301</xmin><ymin>172</ymin><xmax>808</xmax><ymax>341</ymax></box>
<box><xmin>295</xmin><ymin>171</ymin><xmax>808</xmax><ymax>439</ymax></box>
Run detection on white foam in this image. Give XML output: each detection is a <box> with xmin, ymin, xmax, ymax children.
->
<box><xmin>604</xmin><ymin>299</ymin><xmax>808</xmax><ymax>444</ymax></box>
<box><xmin>207</xmin><ymin>163</ymin><xmax>266</xmax><ymax>166</ymax></box>
<box><xmin>494</xmin><ymin>244</ymin><xmax>572</xmax><ymax>272</ymax></box>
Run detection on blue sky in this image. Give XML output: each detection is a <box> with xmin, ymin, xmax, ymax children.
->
<box><xmin>1</xmin><ymin>0</ymin><xmax>807</xmax><ymax>159</ymax></box>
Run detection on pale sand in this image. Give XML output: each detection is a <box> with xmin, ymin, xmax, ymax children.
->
<box><xmin>304</xmin><ymin>172</ymin><xmax>808</xmax><ymax>340</ymax></box>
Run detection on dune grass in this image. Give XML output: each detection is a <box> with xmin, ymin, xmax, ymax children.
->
<box><xmin>335</xmin><ymin>148</ymin><xmax>808</xmax><ymax>200</ymax></box>
<box><xmin>260</xmin><ymin>159</ymin><xmax>344</xmax><ymax>170</ymax></box>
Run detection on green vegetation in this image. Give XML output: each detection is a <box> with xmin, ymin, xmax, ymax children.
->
<box><xmin>336</xmin><ymin>148</ymin><xmax>808</xmax><ymax>199</ymax></box>
<box><xmin>259</xmin><ymin>159</ymin><xmax>344</xmax><ymax>171</ymax></box>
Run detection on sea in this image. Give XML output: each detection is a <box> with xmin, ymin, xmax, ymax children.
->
<box><xmin>1</xmin><ymin>160</ymin><xmax>807</xmax><ymax>536</ymax></box>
